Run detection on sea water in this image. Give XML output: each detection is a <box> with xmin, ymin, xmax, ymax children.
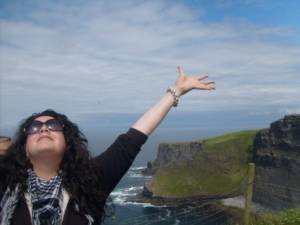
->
<box><xmin>104</xmin><ymin>167</ymin><xmax>228</xmax><ymax>225</ymax></box>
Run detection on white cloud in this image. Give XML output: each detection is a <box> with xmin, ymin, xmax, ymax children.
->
<box><xmin>0</xmin><ymin>0</ymin><xmax>299</xmax><ymax>127</ymax></box>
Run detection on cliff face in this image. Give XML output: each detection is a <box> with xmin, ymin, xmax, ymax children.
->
<box><xmin>143</xmin><ymin>130</ymin><xmax>257</xmax><ymax>198</ymax></box>
<box><xmin>143</xmin><ymin>141</ymin><xmax>202</xmax><ymax>175</ymax></box>
<box><xmin>143</xmin><ymin>141</ymin><xmax>201</xmax><ymax>197</ymax></box>
<box><xmin>155</xmin><ymin>141</ymin><xmax>202</xmax><ymax>170</ymax></box>
<box><xmin>142</xmin><ymin>115</ymin><xmax>300</xmax><ymax>210</ymax></box>
<box><xmin>253</xmin><ymin>114</ymin><xmax>300</xmax><ymax>210</ymax></box>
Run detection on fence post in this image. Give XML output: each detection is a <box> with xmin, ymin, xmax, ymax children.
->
<box><xmin>244</xmin><ymin>163</ymin><xmax>255</xmax><ymax>225</ymax></box>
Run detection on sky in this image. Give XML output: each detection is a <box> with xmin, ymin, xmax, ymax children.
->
<box><xmin>1</xmin><ymin>0</ymin><xmax>300</xmax><ymax>136</ymax></box>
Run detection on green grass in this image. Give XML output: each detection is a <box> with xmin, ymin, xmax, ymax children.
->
<box><xmin>151</xmin><ymin>130</ymin><xmax>258</xmax><ymax>198</ymax></box>
<box><xmin>238</xmin><ymin>208</ymin><xmax>300</xmax><ymax>225</ymax></box>
<box><xmin>230</xmin><ymin>208</ymin><xmax>300</xmax><ymax>225</ymax></box>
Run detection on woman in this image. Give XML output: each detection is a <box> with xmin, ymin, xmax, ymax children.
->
<box><xmin>0</xmin><ymin>66</ymin><xmax>215</xmax><ymax>225</ymax></box>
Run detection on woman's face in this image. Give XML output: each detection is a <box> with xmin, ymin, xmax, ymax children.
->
<box><xmin>25</xmin><ymin>116</ymin><xmax>67</xmax><ymax>160</ymax></box>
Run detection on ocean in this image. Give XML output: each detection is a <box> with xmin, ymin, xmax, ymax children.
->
<box><xmin>104</xmin><ymin>167</ymin><xmax>229</xmax><ymax>225</ymax></box>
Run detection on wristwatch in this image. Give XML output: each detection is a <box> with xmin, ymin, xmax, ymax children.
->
<box><xmin>166</xmin><ymin>87</ymin><xmax>180</xmax><ymax>107</ymax></box>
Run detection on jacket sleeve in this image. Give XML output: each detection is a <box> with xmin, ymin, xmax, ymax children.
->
<box><xmin>91</xmin><ymin>127</ymin><xmax>148</xmax><ymax>195</ymax></box>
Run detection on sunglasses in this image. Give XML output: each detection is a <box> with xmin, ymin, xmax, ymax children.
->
<box><xmin>24</xmin><ymin>119</ymin><xmax>64</xmax><ymax>135</ymax></box>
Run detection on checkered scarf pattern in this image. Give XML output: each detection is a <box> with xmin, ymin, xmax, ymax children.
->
<box><xmin>0</xmin><ymin>169</ymin><xmax>63</xmax><ymax>225</ymax></box>
<box><xmin>0</xmin><ymin>169</ymin><xmax>95</xmax><ymax>225</ymax></box>
<box><xmin>27</xmin><ymin>168</ymin><xmax>63</xmax><ymax>225</ymax></box>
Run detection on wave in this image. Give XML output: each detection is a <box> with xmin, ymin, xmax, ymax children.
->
<box><xmin>111</xmin><ymin>186</ymin><xmax>143</xmax><ymax>198</ymax></box>
<box><xmin>114</xmin><ymin>199</ymin><xmax>156</xmax><ymax>207</ymax></box>
<box><xmin>113</xmin><ymin>197</ymin><xmax>167</xmax><ymax>208</ymax></box>
<box><xmin>109</xmin><ymin>166</ymin><xmax>156</xmax><ymax>208</ymax></box>
<box><xmin>111</xmin><ymin>186</ymin><xmax>164</xmax><ymax>208</ymax></box>
<box><xmin>127</xmin><ymin>173</ymin><xmax>152</xmax><ymax>179</ymax></box>
<box><xmin>127</xmin><ymin>168</ymin><xmax>152</xmax><ymax>179</ymax></box>
<box><xmin>130</xmin><ymin>166</ymin><xmax>146</xmax><ymax>171</ymax></box>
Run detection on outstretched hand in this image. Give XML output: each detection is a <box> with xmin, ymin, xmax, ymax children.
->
<box><xmin>174</xmin><ymin>66</ymin><xmax>216</xmax><ymax>96</ymax></box>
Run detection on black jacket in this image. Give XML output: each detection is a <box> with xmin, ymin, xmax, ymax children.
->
<box><xmin>0</xmin><ymin>128</ymin><xmax>148</xmax><ymax>225</ymax></box>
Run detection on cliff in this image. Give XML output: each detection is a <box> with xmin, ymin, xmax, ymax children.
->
<box><xmin>253</xmin><ymin>114</ymin><xmax>300</xmax><ymax>210</ymax></box>
<box><xmin>140</xmin><ymin>114</ymin><xmax>300</xmax><ymax>218</ymax></box>
<box><xmin>142</xmin><ymin>141</ymin><xmax>202</xmax><ymax>175</ymax></box>
<box><xmin>144</xmin><ymin>130</ymin><xmax>257</xmax><ymax>198</ymax></box>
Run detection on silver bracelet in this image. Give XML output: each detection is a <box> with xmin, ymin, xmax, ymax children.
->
<box><xmin>166</xmin><ymin>87</ymin><xmax>180</xmax><ymax>107</ymax></box>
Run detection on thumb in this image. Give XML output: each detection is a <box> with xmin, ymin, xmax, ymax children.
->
<box><xmin>177</xmin><ymin>65</ymin><xmax>185</xmax><ymax>78</ymax></box>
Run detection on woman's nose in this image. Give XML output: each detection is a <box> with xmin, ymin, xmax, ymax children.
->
<box><xmin>39</xmin><ymin>124</ymin><xmax>49</xmax><ymax>133</ymax></box>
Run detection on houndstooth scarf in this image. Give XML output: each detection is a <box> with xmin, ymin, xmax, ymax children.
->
<box><xmin>0</xmin><ymin>169</ymin><xmax>94</xmax><ymax>225</ymax></box>
<box><xmin>27</xmin><ymin>168</ymin><xmax>63</xmax><ymax>225</ymax></box>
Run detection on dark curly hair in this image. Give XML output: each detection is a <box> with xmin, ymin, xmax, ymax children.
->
<box><xmin>0</xmin><ymin>109</ymin><xmax>110</xmax><ymax>223</ymax></box>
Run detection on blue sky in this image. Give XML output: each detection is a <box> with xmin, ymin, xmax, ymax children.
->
<box><xmin>0</xmin><ymin>0</ymin><xmax>300</xmax><ymax>133</ymax></box>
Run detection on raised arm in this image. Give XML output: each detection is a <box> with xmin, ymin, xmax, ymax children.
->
<box><xmin>132</xmin><ymin>66</ymin><xmax>216</xmax><ymax>136</ymax></box>
<box><xmin>92</xmin><ymin>66</ymin><xmax>215</xmax><ymax>194</ymax></box>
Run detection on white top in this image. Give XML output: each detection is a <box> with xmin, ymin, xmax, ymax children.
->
<box><xmin>24</xmin><ymin>189</ymin><xmax>70</xmax><ymax>222</ymax></box>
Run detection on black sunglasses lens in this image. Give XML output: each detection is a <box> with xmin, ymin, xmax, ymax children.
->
<box><xmin>46</xmin><ymin>119</ymin><xmax>63</xmax><ymax>131</ymax></box>
<box><xmin>25</xmin><ymin>119</ymin><xmax>63</xmax><ymax>135</ymax></box>
<box><xmin>26</xmin><ymin>121</ymin><xmax>43</xmax><ymax>134</ymax></box>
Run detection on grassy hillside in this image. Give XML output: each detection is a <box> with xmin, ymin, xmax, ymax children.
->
<box><xmin>150</xmin><ymin>130</ymin><xmax>258</xmax><ymax>198</ymax></box>
<box><xmin>246</xmin><ymin>208</ymin><xmax>300</xmax><ymax>225</ymax></box>
<box><xmin>213</xmin><ymin>206</ymin><xmax>300</xmax><ymax>225</ymax></box>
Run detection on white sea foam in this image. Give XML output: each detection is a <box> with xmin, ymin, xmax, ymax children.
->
<box><xmin>127</xmin><ymin>174</ymin><xmax>152</xmax><ymax>179</ymax></box>
<box><xmin>110</xmin><ymin>185</ymin><xmax>165</xmax><ymax>208</ymax></box>
<box><xmin>119</xmin><ymin>201</ymin><xmax>155</xmax><ymax>207</ymax></box>
<box><xmin>110</xmin><ymin>190</ymin><xmax>136</xmax><ymax>197</ymax></box>
<box><xmin>128</xmin><ymin>186</ymin><xmax>143</xmax><ymax>191</ymax></box>
<box><xmin>127</xmin><ymin>169</ymin><xmax>152</xmax><ymax>179</ymax></box>
<box><xmin>109</xmin><ymin>166</ymin><xmax>157</xmax><ymax>208</ymax></box>
<box><xmin>174</xmin><ymin>219</ymin><xmax>180</xmax><ymax>225</ymax></box>
<box><xmin>166</xmin><ymin>209</ymin><xmax>171</xmax><ymax>217</ymax></box>
<box><xmin>127</xmin><ymin>171</ymin><xmax>152</xmax><ymax>179</ymax></box>
<box><xmin>130</xmin><ymin>166</ymin><xmax>146</xmax><ymax>171</ymax></box>
<box><xmin>111</xmin><ymin>186</ymin><xmax>143</xmax><ymax>197</ymax></box>
<box><xmin>112</xmin><ymin>194</ymin><xmax>157</xmax><ymax>207</ymax></box>
<box><xmin>127</xmin><ymin>173</ymin><xmax>144</xmax><ymax>178</ymax></box>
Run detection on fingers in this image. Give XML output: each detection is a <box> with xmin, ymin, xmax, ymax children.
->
<box><xmin>194</xmin><ymin>76</ymin><xmax>215</xmax><ymax>85</ymax></box>
<box><xmin>204</xmin><ymin>81</ymin><xmax>216</xmax><ymax>90</ymax></box>
<box><xmin>202</xmin><ymin>81</ymin><xmax>215</xmax><ymax>85</ymax></box>
<box><xmin>204</xmin><ymin>83</ymin><xmax>216</xmax><ymax>90</ymax></box>
<box><xmin>196</xmin><ymin>80</ymin><xmax>216</xmax><ymax>90</ymax></box>
<box><xmin>196</xmin><ymin>75</ymin><xmax>215</xmax><ymax>88</ymax></box>
<box><xmin>176</xmin><ymin>66</ymin><xmax>216</xmax><ymax>90</ymax></box>
<box><xmin>196</xmin><ymin>84</ymin><xmax>216</xmax><ymax>90</ymax></box>
<box><xmin>189</xmin><ymin>74</ymin><xmax>216</xmax><ymax>90</ymax></box>
<box><xmin>208</xmin><ymin>84</ymin><xmax>216</xmax><ymax>90</ymax></box>
<box><xmin>197</xmin><ymin>75</ymin><xmax>208</xmax><ymax>80</ymax></box>
<box><xmin>177</xmin><ymin>66</ymin><xmax>209</xmax><ymax>81</ymax></box>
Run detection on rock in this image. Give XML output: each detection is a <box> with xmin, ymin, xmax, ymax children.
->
<box><xmin>142</xmin><ymin>180</ymin><xmax>153</xmax><ymax>198</ymax></box>
<box><xmin>140</xmin><ymin>115</ymin><xmax>300</xmax><ymax>211</ymax></box>
<box><xmin>141</xmin><ymin>141</ymin><xmax>202</xmax><ymax>197</ymax></box>
<box><xmin>141</xmin><ymin>161</ymin><xmax>154</xmax><ymax>176</ymax></box>
<box><xmin>253</xmin><ymin>114</ymin><xmax>300</xmax><ymax>210</ymax></box>
<box><xmin>152</xmin><ymin>141</ymin><xmax>202</xmax><ymax>173</ymax></box>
